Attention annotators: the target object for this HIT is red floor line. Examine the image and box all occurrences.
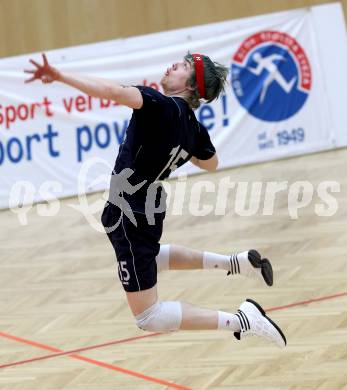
[68,355,191,390]
[0,332,162,369]
[0,332,190,389]
[0,331,61,353]
[266,291,347,312]
[1,291,347,387]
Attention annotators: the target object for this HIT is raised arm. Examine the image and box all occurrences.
[24,53,143,109]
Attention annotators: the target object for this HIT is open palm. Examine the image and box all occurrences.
[24,53,59,84]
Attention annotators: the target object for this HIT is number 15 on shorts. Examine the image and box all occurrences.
[118,261,130,285]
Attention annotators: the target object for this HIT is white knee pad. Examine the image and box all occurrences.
[155,244,170,272]
[135,301,182,332]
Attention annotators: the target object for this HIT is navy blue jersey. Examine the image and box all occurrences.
[111,86,216,212]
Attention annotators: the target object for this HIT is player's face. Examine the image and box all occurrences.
[160,60,193,94]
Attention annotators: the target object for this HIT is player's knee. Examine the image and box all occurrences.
[135,301,182,332]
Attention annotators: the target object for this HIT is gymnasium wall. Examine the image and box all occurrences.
[0,0,346,58]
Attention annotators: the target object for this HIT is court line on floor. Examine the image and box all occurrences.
[1,291,346,387]
[0,332,161,369]
[0,332,190,390]
[266,291,347,312]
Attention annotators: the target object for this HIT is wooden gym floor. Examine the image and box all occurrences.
[0,147,347,389]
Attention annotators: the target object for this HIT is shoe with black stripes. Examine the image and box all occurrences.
[234,299,287,348]
[228,250,273,286]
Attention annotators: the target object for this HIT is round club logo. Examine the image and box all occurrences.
[231,31,312,122]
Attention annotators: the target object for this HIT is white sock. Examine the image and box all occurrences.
[203,251,231,271]
[218,311,241,331]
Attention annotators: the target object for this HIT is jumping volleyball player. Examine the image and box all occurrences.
[25,53,286,348]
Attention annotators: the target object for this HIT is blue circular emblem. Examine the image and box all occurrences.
[232,31,312,122]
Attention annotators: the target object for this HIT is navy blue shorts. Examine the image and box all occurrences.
[101,203,165,292]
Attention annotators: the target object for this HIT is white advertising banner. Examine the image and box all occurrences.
[1,3,347,209]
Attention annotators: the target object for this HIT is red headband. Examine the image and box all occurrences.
[192,53,206,99]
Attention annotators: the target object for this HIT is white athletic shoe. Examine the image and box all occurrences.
[234,299,287,348]
[228,250,273,286]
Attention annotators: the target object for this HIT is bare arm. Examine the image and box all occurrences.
[24,53,143,109]
[190,154,218,171]
[57,73,143,109]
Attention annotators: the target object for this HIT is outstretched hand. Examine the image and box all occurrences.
[24,53,60,84]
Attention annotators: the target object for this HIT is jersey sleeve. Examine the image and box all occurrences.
[134,86,168,111]
[193,122,216,160]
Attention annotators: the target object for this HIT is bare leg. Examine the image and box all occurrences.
[169,244,203,269]
[126,285,237,331]
[163,244,231,272]
[126,284,158,316]
[180,301,218,330]
[159,245,271,287]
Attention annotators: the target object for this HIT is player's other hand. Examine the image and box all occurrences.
[24,53,60,84]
